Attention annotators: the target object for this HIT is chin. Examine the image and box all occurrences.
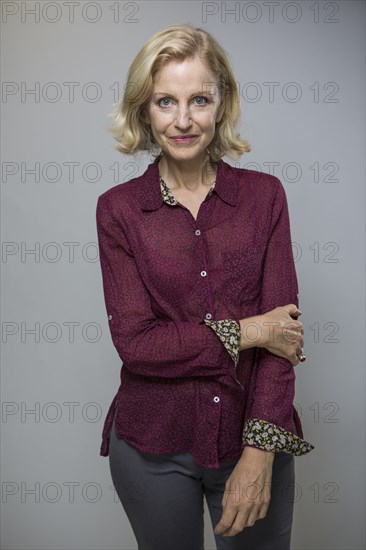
[163,144,208,162]
[171,153,203,164]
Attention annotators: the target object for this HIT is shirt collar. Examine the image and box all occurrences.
[159,176,215,206]
[139,156,239,211]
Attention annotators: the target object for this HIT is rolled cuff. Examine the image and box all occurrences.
[204,319,240,367]
[242,418,315,456]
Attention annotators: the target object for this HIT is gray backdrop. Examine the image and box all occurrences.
[1,1,365,549]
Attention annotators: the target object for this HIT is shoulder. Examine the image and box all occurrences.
[97,166,149,204]
[222,160,286,202]
[236,164,283,192]
[96,160,157,215]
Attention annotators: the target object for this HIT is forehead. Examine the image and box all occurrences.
[152,56,218,93]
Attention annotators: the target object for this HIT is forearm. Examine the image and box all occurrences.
[108,317,233,379]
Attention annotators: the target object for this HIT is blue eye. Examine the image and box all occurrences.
[158,98,172,107]
[157,96,209,108]
[194,96,208,105]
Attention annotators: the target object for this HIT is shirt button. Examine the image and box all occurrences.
[205,313,212,320]
[213,396,220,403]
[108,315,113,320]
[200,270,207,277]
[195,229,201,236]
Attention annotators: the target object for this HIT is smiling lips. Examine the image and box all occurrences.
[169,135,198,144]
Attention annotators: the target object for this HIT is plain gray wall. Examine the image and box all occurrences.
[1,1,365,549]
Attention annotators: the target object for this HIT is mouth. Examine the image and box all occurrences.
[169,135,198,144]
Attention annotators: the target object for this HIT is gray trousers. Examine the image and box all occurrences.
[109,419,295,550]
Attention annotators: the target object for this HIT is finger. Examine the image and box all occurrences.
[283,304,302,317]
[213,509,237,535]
[293,321,304,334]
[221,511,249,536]
[285,331,302,343]
[245,508,261,527]
[287,330,304,347]
[284,329,301,344]
[283,322,303,344]
[256,501,270,521]
[296,344,304,357]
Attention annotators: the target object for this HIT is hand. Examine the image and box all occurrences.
[239,304,304,366]
[260,304,304,366]
[213,446,274,537]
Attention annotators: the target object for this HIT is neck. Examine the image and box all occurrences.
[157,153,218,191]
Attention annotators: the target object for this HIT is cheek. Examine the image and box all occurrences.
[198,110,218,130]
[149,111,173,132]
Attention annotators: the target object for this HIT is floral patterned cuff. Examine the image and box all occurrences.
[204,319,240,367]
[242,418,315,456]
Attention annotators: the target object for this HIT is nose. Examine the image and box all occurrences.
[174,104,192,130]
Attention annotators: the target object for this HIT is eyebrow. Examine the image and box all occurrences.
[152,90,217,98]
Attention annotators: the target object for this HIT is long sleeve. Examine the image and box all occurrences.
[96,193,233,379]
[242,179,314,456]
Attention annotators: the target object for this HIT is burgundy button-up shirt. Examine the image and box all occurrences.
[96,156,313,469]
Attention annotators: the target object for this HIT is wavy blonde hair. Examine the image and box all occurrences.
[108,23,251,161]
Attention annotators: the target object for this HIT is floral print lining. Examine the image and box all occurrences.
[243,418,315,456]
[204,319,241,367]
[160,176,179,205]
[160,175,314,457]
[160,176,215,205]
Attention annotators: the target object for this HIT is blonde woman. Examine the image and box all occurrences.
[96,23,314,550]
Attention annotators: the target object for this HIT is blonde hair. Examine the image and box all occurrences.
[108,23,251,161]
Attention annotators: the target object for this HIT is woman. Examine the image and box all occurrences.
[96,23,314,550]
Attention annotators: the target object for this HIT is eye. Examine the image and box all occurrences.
[194,96,208,106]
[156,96,209,108]
[158,97,172,107]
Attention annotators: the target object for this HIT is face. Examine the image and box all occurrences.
[145,56,224,164]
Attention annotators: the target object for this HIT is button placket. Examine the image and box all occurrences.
[194,228,215,330]
[199,379,221,467]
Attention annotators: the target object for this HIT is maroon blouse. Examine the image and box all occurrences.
[96,156,314,469]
